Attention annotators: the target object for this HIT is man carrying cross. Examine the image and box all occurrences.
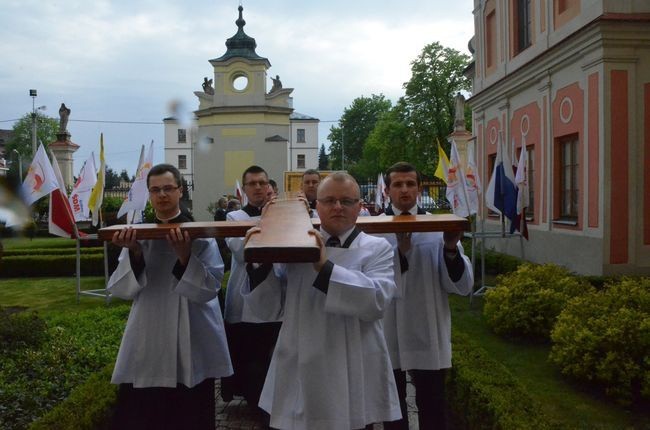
[242,172,401,429]
[381,161,473,430]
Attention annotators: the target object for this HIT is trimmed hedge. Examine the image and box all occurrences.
[0,306,128,430]
[29,364,118,430]
[483,263,594,341]
[448,330,559,429]
[550,278,650,405]
[0,254,105,277]
[3,247,103,257]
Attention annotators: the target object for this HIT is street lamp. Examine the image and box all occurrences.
[29,89,46,156]
[12,149,22,180]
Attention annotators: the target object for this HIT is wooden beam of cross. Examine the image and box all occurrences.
[98,199,470,263]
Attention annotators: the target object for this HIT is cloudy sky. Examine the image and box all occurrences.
[0,0,474,175]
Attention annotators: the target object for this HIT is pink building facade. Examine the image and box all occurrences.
[468,0,650,275]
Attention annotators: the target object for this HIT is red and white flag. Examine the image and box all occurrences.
[235,179,247,206]
[69,152,97,221]
[49,152,79,238]
[21,144,58,206]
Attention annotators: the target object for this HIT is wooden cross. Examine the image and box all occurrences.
[98,199,470,263]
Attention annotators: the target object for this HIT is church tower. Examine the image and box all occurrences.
[191,5,294,220]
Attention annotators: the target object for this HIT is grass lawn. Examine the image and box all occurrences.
[450,294,649,429]
[0,276,127,315]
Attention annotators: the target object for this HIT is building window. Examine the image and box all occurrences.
[178,154,187,170]
[559,136,578,220]
[485,10,497,70]
[514,0,532,54]
[526,147,535,219]
[297,154,305,169]
[178,129,186,143]
[297,129,306,143]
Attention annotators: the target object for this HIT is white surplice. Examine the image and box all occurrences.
[242,231,401,430]
[378,212,474,370]
[224,209,276,323]
[108,237,233,388]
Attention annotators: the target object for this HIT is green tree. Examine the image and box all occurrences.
[104,166,121,189]
[327,94,392,171]
[119,169,130,183]
[318,144,329,170]
[5,112,59,177]
[401,41,471,173]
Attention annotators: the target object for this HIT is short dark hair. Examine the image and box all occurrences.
[301,169,320,180]
[242,165,268,184]
[384,162,420,188]
[147,163,182,187]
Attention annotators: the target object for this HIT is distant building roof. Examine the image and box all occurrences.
[265,135,288,142]
[211,6,270,64]
[290,112,319,121]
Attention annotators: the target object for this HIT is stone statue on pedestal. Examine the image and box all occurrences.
[270,75,282,93]
[454,92,466,131]
[58,103,71,133]
[202,77,214,95]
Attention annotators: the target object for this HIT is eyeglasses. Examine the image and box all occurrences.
[148,185,180,195]
[244,180,269,188]
[317,198,360,208]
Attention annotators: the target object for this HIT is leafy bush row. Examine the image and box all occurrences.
[448,330,558,429]
[0,254,105,277]
[3,247,103,257]
[0,306,128,430]
[550,278,650,405]
[29,365,118,430]
[484,263,593,341]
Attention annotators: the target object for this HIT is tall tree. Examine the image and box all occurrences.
[318,144,329,170]
[5,112,59,177]
[327,94,392,170]
[401,42,471,172]
[104,166,121,189]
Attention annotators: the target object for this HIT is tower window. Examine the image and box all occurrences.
[297,129,306,143]
[297,154,305,169]
[178,155,187,170]
[178,129,187,143]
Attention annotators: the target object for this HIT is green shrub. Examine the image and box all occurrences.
[549,278,650,405]
[0,309,47,351]
[484,263,594,341]
[3,247,103,257]
[0,254,104,277]
[0,305,128,430]
[448,330,558,429]
[29,364,118,430]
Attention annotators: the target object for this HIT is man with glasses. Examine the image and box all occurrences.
[242,172,401,429]
[107,164,232,430]
[380,162,473,430]
[221,165,281,422]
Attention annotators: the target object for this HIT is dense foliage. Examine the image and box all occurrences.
[550,278,650,405]
[483,263,594,341]
[0,306,128,430]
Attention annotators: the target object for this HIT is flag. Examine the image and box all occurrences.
[235,179,247,206]
[446,140,471,217]
[68,152,97,221]
[464,142,482,215]
[485,136,518,225]
[88,134,105,226]
[117,141,154,223]
[375,172,386,211]
[48,152,78,238]
[434,140,450,183]
[20,144,58,206]
[510,141,529,239]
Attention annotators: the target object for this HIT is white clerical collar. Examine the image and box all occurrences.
[156,209,181,223]
[321,226,356,244]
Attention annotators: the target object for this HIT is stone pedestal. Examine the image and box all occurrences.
[49,133,79,190]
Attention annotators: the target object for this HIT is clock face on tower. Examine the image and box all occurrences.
[231,72,249,92]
